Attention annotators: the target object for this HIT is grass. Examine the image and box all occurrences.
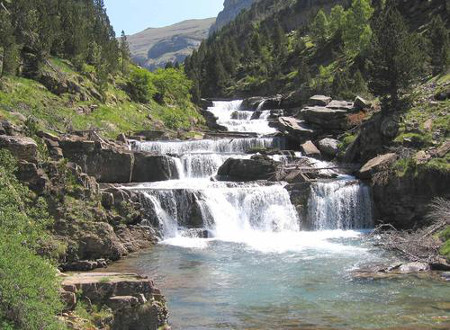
[0,59,205,139]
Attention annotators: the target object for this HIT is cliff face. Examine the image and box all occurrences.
[210,0,259,34]
[128,18,215,71]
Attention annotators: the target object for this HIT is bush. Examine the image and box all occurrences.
[127,66,156,103]
[0,150,63,329]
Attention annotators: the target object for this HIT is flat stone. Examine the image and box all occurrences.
[308,95,332,107]
[436,141,450,158]
[327,100,354,110]
[358,153,398,179]
[301,141,321,158]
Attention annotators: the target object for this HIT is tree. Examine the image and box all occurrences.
[298,57,311,87]
[311,9,329,45]
[119,30,131,74]
[368,4,424,111]
[0,8,19,76]
[428,15,450,75]
[342,0,374,56]
[329,5,346,39]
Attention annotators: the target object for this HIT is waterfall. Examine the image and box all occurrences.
[307,176,373,230]
[137,181,299,240]
[128,100,373,246]
[207,101,277,135]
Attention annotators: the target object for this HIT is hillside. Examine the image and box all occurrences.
[128,18,216,70]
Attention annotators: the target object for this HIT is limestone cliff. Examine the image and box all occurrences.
[210,0,259,34]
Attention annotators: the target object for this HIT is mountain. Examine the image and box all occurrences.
[128,18,216,71]
[210,0,259,34]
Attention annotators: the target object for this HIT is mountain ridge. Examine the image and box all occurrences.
[128,17,216,70]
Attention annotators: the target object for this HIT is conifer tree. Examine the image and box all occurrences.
[368,3,424,111]
[119,30,131,74]
[428,15,450,75]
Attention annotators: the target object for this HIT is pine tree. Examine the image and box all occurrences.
[0,7,19,76]
[368,3,424,111]
[119,30,131,74]
[428,15,450,75]
[311,9,329,46]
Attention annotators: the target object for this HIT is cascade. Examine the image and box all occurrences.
[130,100,373,244]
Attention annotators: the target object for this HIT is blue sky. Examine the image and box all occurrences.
[104,0,224,35]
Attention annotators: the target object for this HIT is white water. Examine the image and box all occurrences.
[130,100,373,252]
[207,100,277,135]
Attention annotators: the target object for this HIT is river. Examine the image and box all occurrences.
[106,100,450,329]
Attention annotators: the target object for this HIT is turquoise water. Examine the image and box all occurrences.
[106,231,450,329]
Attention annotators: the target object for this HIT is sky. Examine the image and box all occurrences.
[104,0,224,35]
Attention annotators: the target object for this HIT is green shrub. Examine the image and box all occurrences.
[127,66,156,103]
[0,150,63,329]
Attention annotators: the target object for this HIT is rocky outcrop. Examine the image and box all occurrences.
[60,136,180,183]
[217,155,280,181]
[132,153,180,182]
[210,0,259,33]
[61,273,168,330]
[371,166,450,229]
[301,107,349,130]
[0,135,38,162]
[308,95,332,107]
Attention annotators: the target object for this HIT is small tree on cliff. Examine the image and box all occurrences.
[119,30,131,74]
[368,3,423,111]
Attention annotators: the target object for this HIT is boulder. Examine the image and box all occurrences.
[132,153,180,182]
[0,120,22,136]
[0,135,38,162]
[308,95,332,107]
[435,88,450,101]
[317,138,339,158]
[217,156,280,181]
[357,153,398,179]
[301,107,349,130]
[280,89,310,109]
[399,262,430,273]
[301,141,321,158]
[354,96,370,110]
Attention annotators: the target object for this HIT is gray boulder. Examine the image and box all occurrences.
[301,107,349,130]
[317,138,340,158]
[217,156,280,181]
[354,96,370,110]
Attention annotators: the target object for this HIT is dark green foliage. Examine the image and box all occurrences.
[0,0,119,79]
[428,15,450,75]
[368,3,424,111]
[0,150,63,329]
